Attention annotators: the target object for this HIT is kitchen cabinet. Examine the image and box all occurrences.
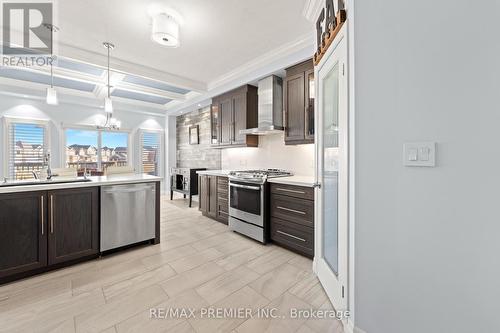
[199,175,228,224]
[0,191,47,280]
[284,59,315,145]
[0,187,99,282]
[47,187,99,265]
[216,177,229,224]
[211,85,259,148]
[270,183,315,258]
[199,175,217,219]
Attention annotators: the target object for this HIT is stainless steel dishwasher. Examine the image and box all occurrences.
[101,183,156,252]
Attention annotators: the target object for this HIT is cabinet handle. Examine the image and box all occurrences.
[277,206,306,215]
[40,195,44,235]
[50,195,54,234]
[276,187,305,194]
[277,230,306,242]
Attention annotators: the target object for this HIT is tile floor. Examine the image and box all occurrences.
[0,197,344,333]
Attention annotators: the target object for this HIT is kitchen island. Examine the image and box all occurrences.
[0,174,162,284]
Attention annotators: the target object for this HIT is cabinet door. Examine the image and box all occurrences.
[232,93,247,145]
[0,192,47,279]
[47,187,99,265]
[210,104,220,145]
[220,97,233,145]
[199,175,208,213]
[304,69,315,141]
[284,73,306,142]
[208,176,218,218]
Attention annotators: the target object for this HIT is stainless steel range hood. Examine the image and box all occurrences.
[240,75,283,135]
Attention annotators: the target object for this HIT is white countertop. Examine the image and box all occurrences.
[196,170,231,177]
[0,174,163,194]
[267,175,315,187]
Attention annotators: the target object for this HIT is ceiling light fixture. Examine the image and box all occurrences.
[98,41,121,130]
[151,13,180,47]
[44,24,59,105]
[148,5,183,48]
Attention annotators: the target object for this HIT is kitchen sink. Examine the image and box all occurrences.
[0,178,92,187]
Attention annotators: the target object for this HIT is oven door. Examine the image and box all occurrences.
[229,181,264,227]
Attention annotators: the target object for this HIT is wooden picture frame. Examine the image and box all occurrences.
[189,125,199,145]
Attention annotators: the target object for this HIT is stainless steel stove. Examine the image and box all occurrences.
[228,169,292,243]
[228,169,292,184]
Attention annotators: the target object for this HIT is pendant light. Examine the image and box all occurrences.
[97,42,120,130]
[103,42,114,113]
[44,24,59,105]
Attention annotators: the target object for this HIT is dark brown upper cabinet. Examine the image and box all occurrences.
[284,59,315,145]
[47,187,99,265]
[210,85,259,148]
[0,191,47,280]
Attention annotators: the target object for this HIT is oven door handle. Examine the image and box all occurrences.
[230,183,261,191]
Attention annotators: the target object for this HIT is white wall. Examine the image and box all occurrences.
[353,1,500,332]
[221,133,315,176]
[0,95,166,186]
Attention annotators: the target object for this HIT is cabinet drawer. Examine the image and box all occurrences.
[271,218,313,258]
[270,194,314,227]
[270,183,314,200]
[217,176,228,185]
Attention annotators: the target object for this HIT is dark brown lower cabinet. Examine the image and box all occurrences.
[216,177,229,224]
[199,175,229,224]
[0,191,47,279]
[0,187,99,283]
[199,175,217,219]
[270,183,315,258]
[47,187,99,265]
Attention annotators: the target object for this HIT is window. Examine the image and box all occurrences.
[6,121,48,180]
[65,128,129,174]
[101,132,129,173]
[141,131,161,176]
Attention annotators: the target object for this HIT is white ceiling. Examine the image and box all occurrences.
[55,0,313,85]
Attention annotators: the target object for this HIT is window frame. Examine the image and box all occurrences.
[3,116,50,179]
[61,124,132,172]
[139,129,163,177]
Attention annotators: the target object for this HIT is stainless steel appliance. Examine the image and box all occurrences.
[228,169,292,243]
[101,183,156,251]
[239,75,284,135]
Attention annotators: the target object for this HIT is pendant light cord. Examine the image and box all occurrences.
[107,45,110,98]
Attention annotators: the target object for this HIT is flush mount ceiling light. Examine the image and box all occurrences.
[43,23,59,105]
[148,5,183,48]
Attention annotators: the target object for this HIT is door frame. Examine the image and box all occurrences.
[313,23,352,318]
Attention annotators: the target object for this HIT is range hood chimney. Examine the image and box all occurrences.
[240,75,284,135]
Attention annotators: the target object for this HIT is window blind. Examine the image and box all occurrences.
[141,132,161,176]
[8,123,46,180]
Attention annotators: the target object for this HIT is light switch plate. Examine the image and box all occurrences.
[403,142,436,167]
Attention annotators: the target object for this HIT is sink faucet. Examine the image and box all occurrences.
[77,155,88,179]
[44,151,53,180]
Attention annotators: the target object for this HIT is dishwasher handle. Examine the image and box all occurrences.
[102,184,156,194]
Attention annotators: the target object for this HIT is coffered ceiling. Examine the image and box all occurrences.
[0,0,316,113]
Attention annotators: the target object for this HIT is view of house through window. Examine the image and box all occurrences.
[65,129,128,174]
[141,131,161,176]
[8,122,47,180]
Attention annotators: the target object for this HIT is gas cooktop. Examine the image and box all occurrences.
[228,169,292,183]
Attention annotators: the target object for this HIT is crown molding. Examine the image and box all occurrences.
[166,32,315,115]
[207,32,315,91]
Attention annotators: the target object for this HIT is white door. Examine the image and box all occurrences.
[314,27,349,312]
